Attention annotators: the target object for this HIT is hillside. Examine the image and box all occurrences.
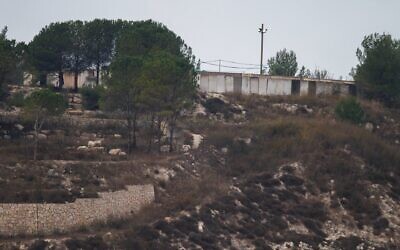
[1,92,400,249]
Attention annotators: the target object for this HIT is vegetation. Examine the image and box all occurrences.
[0,26,24,100]
[298,66,333,80]
[268,49,298,76]
[23,89,66,160]
[29,22,72,88]
[335,97,365,123]
[80,86,103,110]
[355,33,400,107]
[103,20,197,153]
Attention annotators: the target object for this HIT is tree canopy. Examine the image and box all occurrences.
[355,33,400,107]
[268,49,298,76]
[0,26,24,99]
[29,22,72,88]
[103,20,197,153]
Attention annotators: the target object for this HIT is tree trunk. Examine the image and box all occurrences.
[132,112,137,149]
[74,70,79,93]
[147,113,155,153]
[33,116,39,161]
[96,62,100,85]
[127,117,132,154]
[58,71,64,90]
[168,113,178,152]
[157,117,163,153]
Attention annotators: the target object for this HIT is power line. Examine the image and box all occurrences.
[202,59,261,67]
[201,61,266,70]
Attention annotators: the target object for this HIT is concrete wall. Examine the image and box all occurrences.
[198,72,356,97]
[267,78,292,95]
[0,184,154,236]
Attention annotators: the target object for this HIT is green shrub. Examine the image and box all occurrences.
[0,82,8,102]
[80,86,103,110]
[335,97,365,123]
[8,92,25,107]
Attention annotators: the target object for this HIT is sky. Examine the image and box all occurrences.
[1,0,399,79]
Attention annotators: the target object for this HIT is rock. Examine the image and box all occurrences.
[182,144,191,152]
[37,133,47,140]
[198,221,205,233]
[88,146,105,152]
[88,140,102,148]
[14,124,24,131]
[365,122,374,132]
[47,169,58,178]
[236,137,251,145]
[77,146,88,151]
[193,103,207,117]
[119,151,127,156]
[221,147,229,154]
[192,134,203,149]
[114,134,122,138]
[67,109,84,116]
[395,140,399,144]
[26,134,34,140]
[40,130,51,135]
[154,167,176,183]
[109,148,122,155]
[160,145,170,153]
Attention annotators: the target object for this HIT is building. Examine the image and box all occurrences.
[198,71,357,96]
[47,69,102,89]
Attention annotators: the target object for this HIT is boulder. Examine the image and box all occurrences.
[14,124,24,131]
[88,140,102,148]
[182,144,191,152]
[40,130,51,135]
[119,151,127,156]
[109,148,122,155]
[114,134,122,138]
[193,103,207,117]
[192,134,204,149]
[37,133,47,140]
[88,146,105,152]
[160,145,170,153]
[154,167,176,183]
[67,109,84,116]
[365,122,374,132]
[77,146,88,151]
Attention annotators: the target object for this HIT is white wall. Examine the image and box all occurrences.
[267,78,292,95]
[259,77,268,95]
[242,76,250,94]
[250,77,259,94]
[225,76,234,92]
[300,81,309,96]
[198,72,354,97]
[199,75,209,92]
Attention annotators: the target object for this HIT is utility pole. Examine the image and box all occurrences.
[218,59,221,72]
[258,24,267,75]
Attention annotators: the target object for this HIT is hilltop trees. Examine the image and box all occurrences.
[355,33,400,107]
[268,49,298,76]
[29,22,72,88]
[28,20,122,89]
[68,21,89,92]
[102,56,143,153]
[84,19,120,85]
[140,51,197,152]
[0,26,25,99]
[0,26,15,100]
[103,20,197,153]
